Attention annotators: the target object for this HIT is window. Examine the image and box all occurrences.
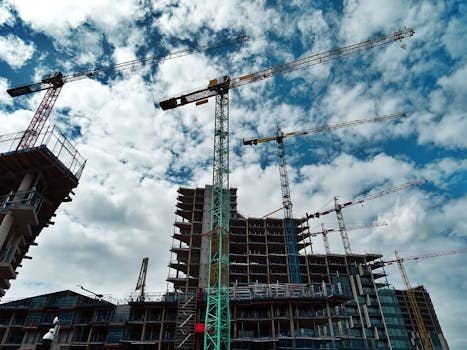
[58,311,74,325]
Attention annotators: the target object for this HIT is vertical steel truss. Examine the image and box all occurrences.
[395,252,433,350]
[276,132,301,283]
[321,223,331,255]
[334,197,352,254]
[204,91,231,350]
[17,85,63,150]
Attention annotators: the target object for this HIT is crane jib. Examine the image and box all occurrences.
[159,28,415,110]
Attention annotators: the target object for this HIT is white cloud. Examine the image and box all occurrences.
[0,78,13,106]
[6,0,145,71]
[418,112,467,149]
[416,64,467,149]
[154,0,282,41]
[299,153,414,202]
[0,2,14,26]
[340,0,411,41]
[421,158,467,190]
[442,16,466,60]
[0,109,33,134]
[438,63,467,105]
[0,34,35,69]
[8,0,141,36]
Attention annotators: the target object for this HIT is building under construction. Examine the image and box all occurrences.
[0,127,85,297]
[0,139,449,350]
[165,185,450,350]
[2,26,449,350]
[395,287,450,349]
[0,185,450,350]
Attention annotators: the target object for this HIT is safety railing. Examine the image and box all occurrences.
[229,283,352,301]
[0,188,44,213]
[0,125,86,180]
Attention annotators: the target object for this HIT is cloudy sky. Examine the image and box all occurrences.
[0,0,466,347]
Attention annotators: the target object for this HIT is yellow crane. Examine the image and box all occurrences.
[395,251,433,350]
[376,248,467,350]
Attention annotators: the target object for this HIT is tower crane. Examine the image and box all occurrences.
[159,28,415,350]
[306,222,387,254]
[305,178,427,255]
[373,248,467,350]
[378,248,467,265]
[243,112,405,282]
[6,35,249,150]
[135,257,149,302]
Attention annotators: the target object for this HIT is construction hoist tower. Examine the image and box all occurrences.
[160,28,415,350]
[276,131,301,282]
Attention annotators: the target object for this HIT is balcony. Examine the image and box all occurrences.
[0,188,44,227]
[0,126,86,180]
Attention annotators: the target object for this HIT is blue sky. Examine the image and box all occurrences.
[0,0,466,348]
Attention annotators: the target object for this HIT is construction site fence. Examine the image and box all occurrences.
[0,125,86,180]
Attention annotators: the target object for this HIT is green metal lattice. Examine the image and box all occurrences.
[204,91,231,350]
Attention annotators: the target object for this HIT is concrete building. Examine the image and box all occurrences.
[166,186,449,349]
[396,286,449,350]
[0,185,449,350]
[0,127,85,296]
[0,290,127,350]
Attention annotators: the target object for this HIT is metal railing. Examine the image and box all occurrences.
[0,188,44,213]
[0,188,45,263]
[0,125,86,179]
[229,283,351,301]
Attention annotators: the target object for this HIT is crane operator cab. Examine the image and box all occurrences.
[208,75,230,92]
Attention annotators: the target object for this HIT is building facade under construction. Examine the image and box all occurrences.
[0,127,85,297]
[163,186,449,350]
[0,186,449,350]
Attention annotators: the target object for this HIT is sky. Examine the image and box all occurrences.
[0,0,466,347]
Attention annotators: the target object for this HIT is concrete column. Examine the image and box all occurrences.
[17,173,35,192]
[199,185,212,289]
[5,234,23,264]
[0,213,15,253]
[0,173,34,252]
